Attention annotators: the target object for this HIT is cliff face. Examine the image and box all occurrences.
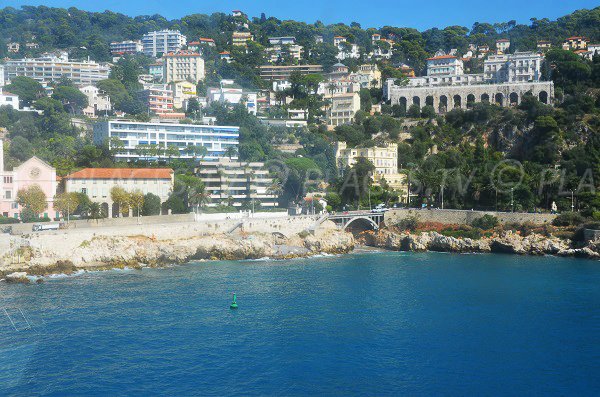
[361,229,599,258]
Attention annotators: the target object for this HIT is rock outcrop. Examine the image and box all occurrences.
[361,229,596,258]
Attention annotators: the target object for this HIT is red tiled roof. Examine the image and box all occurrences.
[66,168,173,180]
[566,36,588,40]
[199,38,214,42]
[188,41,200,45]
[220,51,231,55]
[165,51,201,57]
[496,39,510,42]
[426,55,458,60]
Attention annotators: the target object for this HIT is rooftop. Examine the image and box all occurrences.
[66,168,173,180]
[426,55,458,60]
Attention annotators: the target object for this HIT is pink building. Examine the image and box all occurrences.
[0,140,58,220]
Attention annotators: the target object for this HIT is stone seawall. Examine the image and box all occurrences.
[384,209,556,226]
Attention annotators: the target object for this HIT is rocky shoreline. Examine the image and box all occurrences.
[359,228,600,259]
[0,223,355,283]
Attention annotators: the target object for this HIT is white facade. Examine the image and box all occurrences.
[80,85,111,115]
[0,89,20,110]
[196,158,279,208]
[326,92,360,129]
[94,120,240,163]
[163,51,205,84]
[3,56,111,86]
[110,40,143,55]
[485,52,543,83]
[426,56,464,76]
[207,80,257,115]
[142,30,187,57]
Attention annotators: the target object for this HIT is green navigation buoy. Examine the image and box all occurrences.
[230,293,238,309]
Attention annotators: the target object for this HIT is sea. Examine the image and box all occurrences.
[1,251,599,396]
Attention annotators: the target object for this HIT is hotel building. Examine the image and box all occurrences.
[259,64,323,81]
[94,120,239,163]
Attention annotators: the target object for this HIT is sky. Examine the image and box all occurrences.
[2,0,599,31]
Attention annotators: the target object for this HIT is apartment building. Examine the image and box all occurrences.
[232,32,253,46]
[335,141,405,190]
[266,41,303,63]
[110,40,143,55]
[142,30,187,57]
[484,52,542,83]
[259,64,323,81]
[326,92,360,129]
[140,84,174,115]
[169,81,197,109]
[3,55,110,86]
[0,140,58,220]
[426,55,464,76]
[64,168,173,217]
[163,51,205,84]
[496,39,510,54]
[148,62,164,81]
[196,158,279,208]
[94,120,239,163]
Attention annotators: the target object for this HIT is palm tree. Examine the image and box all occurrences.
[224,146,238,160]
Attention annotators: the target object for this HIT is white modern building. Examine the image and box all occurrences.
[110,40,143,55]
[3,55,111,86]
[142,30,187,57]
[207,80,257,115]
[163,51,205,84]
[94,120,240,162]
[196,158,279,208]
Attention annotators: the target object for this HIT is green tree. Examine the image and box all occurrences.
[52,86,89,113]
[54,192,80,222]
[17,184,47,217]
[110,186,130,216]
[5,76,45,105]
[142,193,162,216]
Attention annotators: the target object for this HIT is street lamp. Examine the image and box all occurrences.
[511,187,514,213]
[440,184,444,210]
[571,189,575,212]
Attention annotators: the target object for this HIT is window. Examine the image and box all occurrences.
[5,190,11,199]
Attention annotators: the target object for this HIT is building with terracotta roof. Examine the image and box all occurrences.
[64,168,174,217]
[562,36,589,51]
[163,51,205,84]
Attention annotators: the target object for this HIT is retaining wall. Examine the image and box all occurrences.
[384,208,556,226]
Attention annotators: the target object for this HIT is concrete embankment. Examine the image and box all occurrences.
[0,214,355,279]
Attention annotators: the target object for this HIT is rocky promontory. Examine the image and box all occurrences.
[360,228,600,258]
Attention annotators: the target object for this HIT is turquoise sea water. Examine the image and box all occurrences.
[1,252,599,396]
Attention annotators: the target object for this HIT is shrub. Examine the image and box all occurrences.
[440,226,482,239]
[395,216,419,232]
[142,193,161,216]
[552,212,585,227]
[471,214,498,230]
[0,216,19,224]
